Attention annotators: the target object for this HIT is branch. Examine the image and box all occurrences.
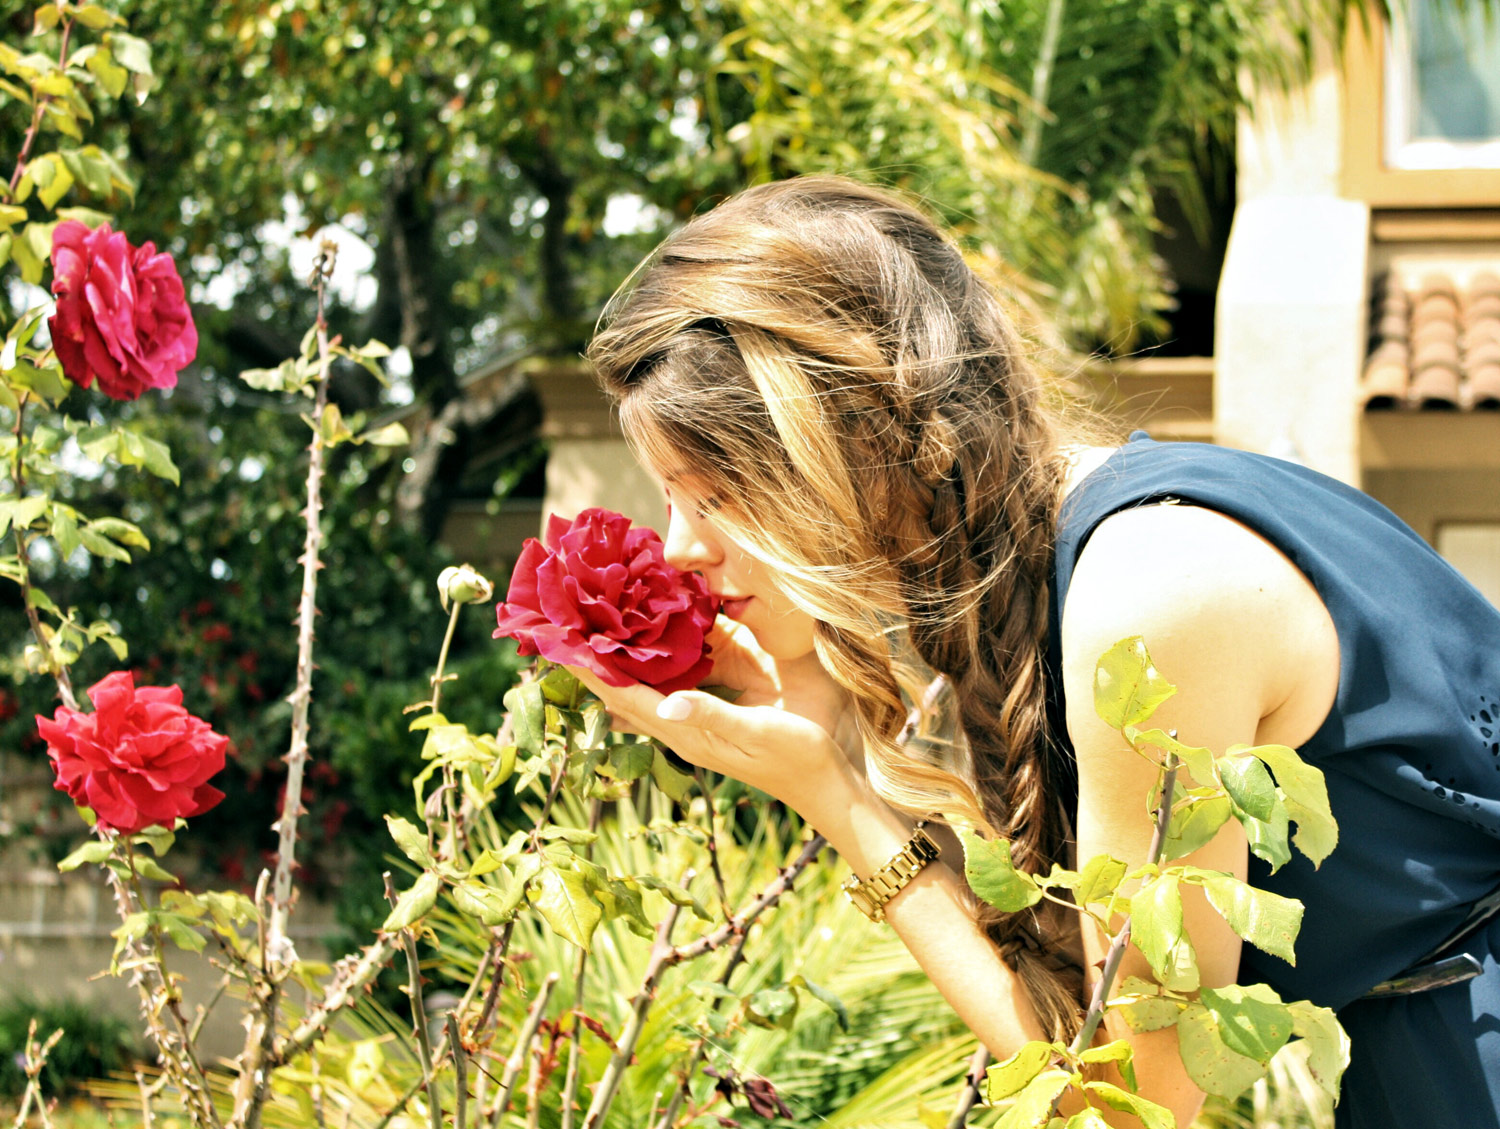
[583,903,684,1129]
[665,833,827,968]
[1069,753,1181,1055]
[275,934,402,1063]
[946,1045,991,1129]
[488,973,560,1127]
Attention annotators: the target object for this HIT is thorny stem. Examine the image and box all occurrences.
[667,832,828,967]
[11,1018,64,1129]
[9,395,76,709]
[275,934,401,1064]
[559,800,604,1129]
[1068,752,1182,1056]
[583,904,683,1129]
[694,768,732,919]
[237,243,338,1128]
[7,16,73,195]
[431,601,464,859]
[474,922,517,1038]
[653,926,753,1129]
[387,873,442,1129]
[945,1044,991,1129]
[447,1013,469,1129]
[122,839,223,1129]
[488,972,560,1127]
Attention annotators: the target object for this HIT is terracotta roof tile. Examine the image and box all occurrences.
[1362,268,1500,411]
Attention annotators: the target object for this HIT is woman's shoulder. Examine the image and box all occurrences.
[1060,500,1340,750]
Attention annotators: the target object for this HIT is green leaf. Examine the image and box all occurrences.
[789,975,849,1032]
[539,826,599,845]
[1130,726,1215,786]
[1286,999,1351,1099]
[1194,871,1303,965]
[57,840,114,871]
[73,6,124,31]
[385,815,434,867]
[1176,1001,1268,1099]
[1073,854,1128,907]
[35,153,73,209]
[1110,977,1183,1034]
[131,856,177,883]
[157,914,206,953]
[1219,753,1277,822]
[1240,800,1292,873]
[49,503,80,559]
[1081,1081,1174,1129]
[1130,873,1198,991]
[1239,743,1338,867]
[961,830,1042,913]
[359,422,409,447]
[597,878,655,940]
[77,523,132,563]
[1079,1040,1137,1093]
[382,871,443,931]
[1093,636,1176,730]
[985,1041,1053,1100]
[635,874,710,919]
[1199,984,1293,1065]
[993,1068,1072,1129]
[1164,794,1232,861]
[746,986,798,1029]
[530,864,601,950]
[650,747,695,802]
[504,681,545,756]
[1062,1111,1111,1129]
[86,516,149,549]
[105,32,152,75]
[133,826,175,857]
[450,877,525,926]
[602,741,654,781]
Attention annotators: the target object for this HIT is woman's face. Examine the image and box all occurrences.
[651,470,819,663]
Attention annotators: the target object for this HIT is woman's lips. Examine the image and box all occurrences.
[720,597,753,620]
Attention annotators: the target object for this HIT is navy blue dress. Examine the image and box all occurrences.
[1049,433,1500,1128]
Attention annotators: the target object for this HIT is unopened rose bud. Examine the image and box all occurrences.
[437,564,494,611]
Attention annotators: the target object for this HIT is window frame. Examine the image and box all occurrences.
[1343,11,1500,207]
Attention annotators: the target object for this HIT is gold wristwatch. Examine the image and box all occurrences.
[841,821,941,923]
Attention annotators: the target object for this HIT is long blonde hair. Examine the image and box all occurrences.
[587,175,1084,1039]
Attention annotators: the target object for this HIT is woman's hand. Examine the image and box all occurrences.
[568,616,863,825]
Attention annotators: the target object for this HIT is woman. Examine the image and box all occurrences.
[575,175,1500,1128]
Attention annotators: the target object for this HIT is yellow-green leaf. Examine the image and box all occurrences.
[530,864,601,950]
[1192,871,1303,965]
[993,1067,1072,1129]
[1219,753,1277,822]
[57,840,114,871]
[1199,984,1292,1065]
[1082,1081,1174,1129]
[1073,853,1128,907]
[385,815,434,867]
[1287,999,1351,1099]
[1164,794,1233,861]
[1130,873,1199,991]
[1079,1039,1137,1093]
[382,871,442,931]
[961,830,1042,913]
[1093,636,1177,730]
[1131,726,1214,786]
[1176,1002,1268,1099]
[1239,743,1338,866]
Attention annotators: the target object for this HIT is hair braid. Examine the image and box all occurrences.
[588,175,1094,1041]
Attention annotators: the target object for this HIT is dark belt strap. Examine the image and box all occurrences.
[1362,886,1500,999]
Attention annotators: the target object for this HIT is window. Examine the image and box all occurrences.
[1344,2,1500,206]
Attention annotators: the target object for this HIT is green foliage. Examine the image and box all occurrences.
[0,996,139,1099]
[963,636,1348,1123]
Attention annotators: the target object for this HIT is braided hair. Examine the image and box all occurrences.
[588,175,1087,1040]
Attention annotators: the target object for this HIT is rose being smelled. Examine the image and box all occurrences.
[494,508,719,693]
[48,220,198,401]
[37,671,228,835]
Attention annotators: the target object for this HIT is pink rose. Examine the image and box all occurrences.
[494,508,719,693]
[37,671,228,835]
[48,221,198,401]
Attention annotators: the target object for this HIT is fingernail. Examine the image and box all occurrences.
[656,696,691,721]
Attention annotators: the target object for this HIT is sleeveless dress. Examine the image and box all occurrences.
[1048,433,1500,1128]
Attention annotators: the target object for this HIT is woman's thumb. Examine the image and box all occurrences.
[656,692,705,723]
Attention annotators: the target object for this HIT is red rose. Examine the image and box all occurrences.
[494,508,719,693]
[36,671,228,835]
[48,221,198,401]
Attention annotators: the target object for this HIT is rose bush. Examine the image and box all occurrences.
[494,507,719,693]
[48,220,198,401]
[36,671,228,836]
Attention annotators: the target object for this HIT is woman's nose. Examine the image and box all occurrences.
[662,504,718,572]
